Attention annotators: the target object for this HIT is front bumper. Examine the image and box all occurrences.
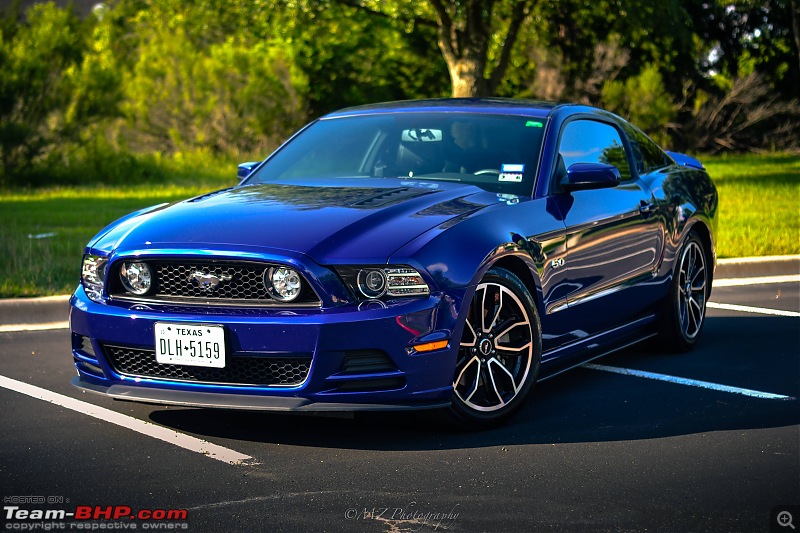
[69,286,464,411]
[72,376,450,411]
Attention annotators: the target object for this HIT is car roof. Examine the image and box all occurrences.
[323,98,576,120]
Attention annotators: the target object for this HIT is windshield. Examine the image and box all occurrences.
[245,112,546,195]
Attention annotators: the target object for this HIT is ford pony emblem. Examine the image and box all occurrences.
[190,271,233,291]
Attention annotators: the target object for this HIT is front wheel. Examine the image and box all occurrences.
[447,267,542,428]
[660,231,710,351]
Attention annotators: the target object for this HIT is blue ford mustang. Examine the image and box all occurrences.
[70,99,717,427]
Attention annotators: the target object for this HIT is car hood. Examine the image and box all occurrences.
[90,179,504,263]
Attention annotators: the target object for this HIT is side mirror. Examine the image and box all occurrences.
[237,161,261,181]
[561,162,621,192]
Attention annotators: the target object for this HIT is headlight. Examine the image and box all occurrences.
[337,266,430,300]
[81,254,108,303]
[120,261,153,295]
[358,269,387,298]
[266,266,302,302]
[383,267,429,297]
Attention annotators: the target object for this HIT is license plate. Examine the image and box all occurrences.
[155,322,226,368]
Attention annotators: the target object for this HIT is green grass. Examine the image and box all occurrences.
[703,153,799,258]
[0,181,233,298]
[0,153,797,297]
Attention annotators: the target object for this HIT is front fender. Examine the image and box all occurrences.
[390,197,567,322]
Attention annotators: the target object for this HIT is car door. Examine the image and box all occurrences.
[553,118,664,337]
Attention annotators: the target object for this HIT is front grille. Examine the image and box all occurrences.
[157,262,269,300]
[108,260,320,306]
[104,345,311,387]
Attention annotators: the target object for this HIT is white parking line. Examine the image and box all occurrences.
[714,275,800,287]
[0,321,69,333]
[707,302,800,318]
[584,364,796,400]
[0,374,258,466]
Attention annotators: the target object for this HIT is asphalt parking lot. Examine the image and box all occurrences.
[1,261,798,532]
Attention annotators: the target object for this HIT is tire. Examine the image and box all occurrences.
[660,231,710,352]
[446,267,542,428]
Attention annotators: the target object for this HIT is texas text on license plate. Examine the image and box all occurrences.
[155,322,226,368]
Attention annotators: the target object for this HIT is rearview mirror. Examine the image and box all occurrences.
[401,129,442,142]
[237,161,261,181]
[561,162,621,192]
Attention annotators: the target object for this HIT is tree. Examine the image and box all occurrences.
[601,64,676,146]
[428,0,535,96]
[336,0,536,97]
[0,3,86,184]
[121,4,308,158]
[669,0,800,151]
[269,1,449,116]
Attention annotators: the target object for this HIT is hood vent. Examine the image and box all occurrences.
[187,187,234,203]
[349,187,432,208]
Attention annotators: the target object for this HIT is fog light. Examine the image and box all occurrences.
[120,261,153,295]
[267,266,301,302]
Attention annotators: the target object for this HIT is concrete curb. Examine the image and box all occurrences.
[1,255,798,327]
[0,295,71,327]
[716,255,799,279]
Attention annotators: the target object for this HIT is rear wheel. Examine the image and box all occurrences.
[660,231,709,351]
[447,267,541,428]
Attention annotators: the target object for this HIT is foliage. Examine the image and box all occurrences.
[601,65,677,146]
[268,1,449,116]
[677,73,800,153]
[693,0,799,93]
[0,2,85,185]
[122,22,307,158]
[294,0,536,99]
[0,0,798,189]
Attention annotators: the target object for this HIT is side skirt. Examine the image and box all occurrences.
[539,314,658,381]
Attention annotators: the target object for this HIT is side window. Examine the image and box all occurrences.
[557,120,631,181]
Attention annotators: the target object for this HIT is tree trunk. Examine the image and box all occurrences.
[429,0,532,98]
[343,0,531,98]
[448,57,488,97]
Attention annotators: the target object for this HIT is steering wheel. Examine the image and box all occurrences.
[473,168,501,176]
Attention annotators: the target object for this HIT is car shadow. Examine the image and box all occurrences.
[147,316,799,451]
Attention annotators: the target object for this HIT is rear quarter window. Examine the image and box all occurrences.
[622,123,671,174]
